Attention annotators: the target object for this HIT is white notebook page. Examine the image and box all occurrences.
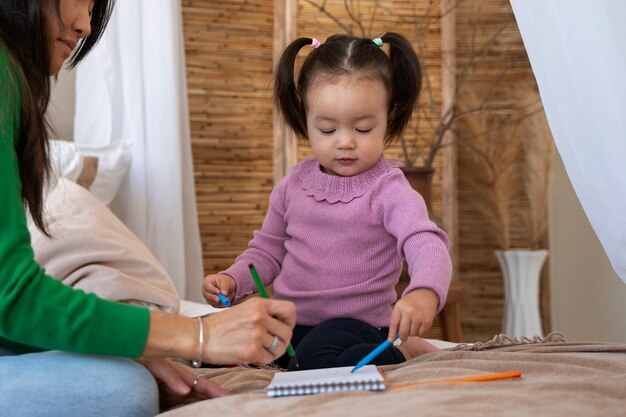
[266,365,385,397]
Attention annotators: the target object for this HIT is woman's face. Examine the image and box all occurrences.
[45,0,95,75]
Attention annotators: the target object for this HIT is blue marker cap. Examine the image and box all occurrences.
[217,293,231,307]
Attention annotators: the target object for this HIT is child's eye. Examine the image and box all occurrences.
[356,128,373,134]
[319,129,335,135]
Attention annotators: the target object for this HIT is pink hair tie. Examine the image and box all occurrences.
[311,38,321,49]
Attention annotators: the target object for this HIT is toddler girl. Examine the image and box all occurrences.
[203,33,452,370]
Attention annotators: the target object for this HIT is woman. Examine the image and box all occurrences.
[0,1,295,415]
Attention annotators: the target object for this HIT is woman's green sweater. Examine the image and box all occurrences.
[0,46,150,357]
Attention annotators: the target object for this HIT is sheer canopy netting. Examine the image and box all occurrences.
[511,0,626,285]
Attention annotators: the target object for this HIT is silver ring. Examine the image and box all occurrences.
[193,371,205,389]
[267,335,281,354]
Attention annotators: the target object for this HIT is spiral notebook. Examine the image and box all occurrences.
[266,365,386,397]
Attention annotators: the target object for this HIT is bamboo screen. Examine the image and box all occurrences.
[182,1,275,274]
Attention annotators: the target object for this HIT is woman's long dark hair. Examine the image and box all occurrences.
[0,0,115,235]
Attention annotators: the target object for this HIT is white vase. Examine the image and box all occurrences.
[495,249,548,338]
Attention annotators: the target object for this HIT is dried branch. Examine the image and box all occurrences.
[344,0,367,36]
[459,86,551,250]
[459,97,524,250]
[521,104,553,249]
[304,0,352,34]
[405,3,513,168]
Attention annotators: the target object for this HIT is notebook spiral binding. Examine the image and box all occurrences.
[267,379,386,397]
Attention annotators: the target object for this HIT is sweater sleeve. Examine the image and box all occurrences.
[375,170,452,312]
[221,176,290,301]
[0,48,150,357]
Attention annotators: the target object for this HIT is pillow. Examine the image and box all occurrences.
[48,139,84,184]
[48,139,132,204]
[48,140,99,189]
[29,178,180,312]
[76,156,99,189]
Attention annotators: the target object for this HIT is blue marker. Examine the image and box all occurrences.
[351,333,400,373]
[217,293,231,307]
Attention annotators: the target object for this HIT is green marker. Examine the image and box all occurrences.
[248,264,298,361]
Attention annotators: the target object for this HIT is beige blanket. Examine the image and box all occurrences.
[160,334,626,417]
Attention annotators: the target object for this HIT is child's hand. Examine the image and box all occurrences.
[202,274,237,307]
[389,288,439,342]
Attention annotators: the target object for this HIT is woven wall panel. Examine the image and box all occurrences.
[182,0,275,276]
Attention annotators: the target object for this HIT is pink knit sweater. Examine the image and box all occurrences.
[222,157,452,327]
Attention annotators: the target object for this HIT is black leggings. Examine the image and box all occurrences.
[275,318,406,371]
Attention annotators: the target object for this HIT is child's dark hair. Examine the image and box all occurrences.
[274,32,421,144]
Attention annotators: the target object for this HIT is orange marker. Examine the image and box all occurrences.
[389,371,522,390]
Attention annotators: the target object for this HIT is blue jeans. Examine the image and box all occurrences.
[277,318,406,371]
[0,348,158,417]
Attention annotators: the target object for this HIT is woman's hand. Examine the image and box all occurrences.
[388,288,439,341]
[202,297,296,365]
[202,274,237,307]
[144,297,295,368]
[138,358,229,410]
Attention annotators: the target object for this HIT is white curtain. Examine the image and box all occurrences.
[74,0,205,300]
[510,0,626,286]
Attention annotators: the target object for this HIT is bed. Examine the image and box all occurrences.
[159,334,626,417]
[34,165,626,416]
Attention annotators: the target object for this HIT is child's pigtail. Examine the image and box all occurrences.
[274,37,317,139]
[380,32,422,141]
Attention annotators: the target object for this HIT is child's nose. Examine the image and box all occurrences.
[337,132,356,149]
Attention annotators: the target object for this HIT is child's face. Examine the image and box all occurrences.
[45,0,94,75]
[305,75,389,177]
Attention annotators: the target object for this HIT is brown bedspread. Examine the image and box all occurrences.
[159,334,626,417]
